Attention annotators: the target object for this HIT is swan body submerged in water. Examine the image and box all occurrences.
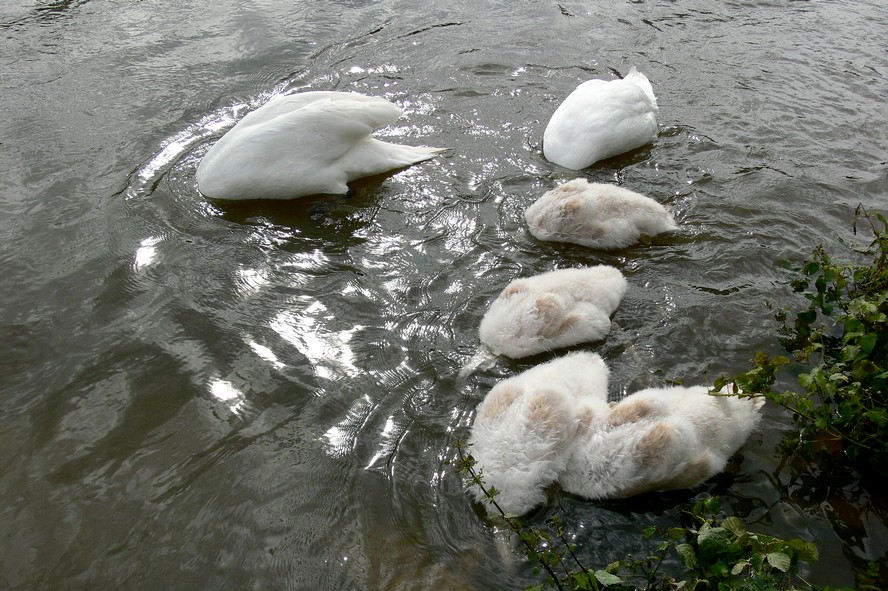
[467,352,610,515]
[478,265,627,359]
[543,67,658,170]
[559,385,763,501]
[196,91,445,200]
[525,178,677,250]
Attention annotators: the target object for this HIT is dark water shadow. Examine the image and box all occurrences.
[206,168,407,231]
[1,0,91,28]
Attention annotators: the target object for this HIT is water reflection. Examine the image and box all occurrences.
[233,265,269,293]
[209,377,246,414]
[322,392,384,461]
[248,340,286,370]
[133,236,161,270]
[271,301,363,380]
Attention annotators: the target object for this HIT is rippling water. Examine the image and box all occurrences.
[2,1,887,589]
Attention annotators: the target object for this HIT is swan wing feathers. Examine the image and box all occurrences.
[208,93,403,165]
[234,91,402,132]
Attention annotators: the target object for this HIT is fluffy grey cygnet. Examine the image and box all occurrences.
[559,385,764,501]
[478,265,627,359]
[525,178,676,250]
[468,352,610,515]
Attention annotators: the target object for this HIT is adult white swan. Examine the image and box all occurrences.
[543,67,658,170]
[196,91,445,200]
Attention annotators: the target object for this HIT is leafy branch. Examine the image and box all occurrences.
[721,206,888,474]
[454,441,829,590]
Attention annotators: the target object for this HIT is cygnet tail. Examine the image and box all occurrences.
[625,66,658,110]
[457,348,498,380]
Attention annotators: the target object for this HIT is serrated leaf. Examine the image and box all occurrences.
[803,262,820,275]
[859,332,878,355]
[722,516,746,537]
[569,571,593,590]
[675,543,697,568]
[766,552,792,572]
[697,524,726,545]
[594,570,623,585]
[731,560,749,575]
[786,538,819,562]
[666,527,686,540]
[829,372,849,383]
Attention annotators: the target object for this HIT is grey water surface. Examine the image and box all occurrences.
[2,1,887,589]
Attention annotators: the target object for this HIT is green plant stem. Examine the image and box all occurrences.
[455,443,567,591]
[556,531,592,584]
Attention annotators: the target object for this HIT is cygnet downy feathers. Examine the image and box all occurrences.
[558,385,764,501]
[468,352,610,515]
[525,178,677,250]
[478,266,627,359]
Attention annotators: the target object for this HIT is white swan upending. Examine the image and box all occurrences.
[525,178,677,250]
[543,67,658,170]
[196,91,445,200]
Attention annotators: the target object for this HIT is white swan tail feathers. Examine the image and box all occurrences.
[369,141,448,168]
[624,66,658,110]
